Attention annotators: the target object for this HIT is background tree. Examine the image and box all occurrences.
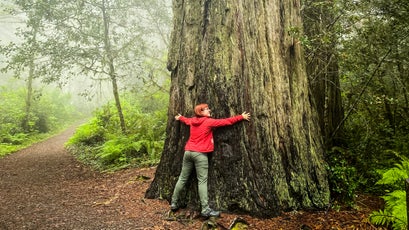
[0,1,85,157]
[37,0,149,133]
[146,0,329,217]
[301,0,344,148]
[1,0,172,159]
[9,0,171,134]
[338,0,409,190]
[300,0,355,203]
[0,0,48,132]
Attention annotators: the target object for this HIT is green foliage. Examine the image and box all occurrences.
[370,155,409,229]
[0,144,19,157]
[326,147,359,206]
[66,118,106,146]
[376,152,409,191]
[0,85,26,139]
[0,132,50,157]
[97,136,135,165]
[342,112,403,193]
[0,81,82,157]
[96,135,164,167]
[336,0,409,198]
[67,89,168,171]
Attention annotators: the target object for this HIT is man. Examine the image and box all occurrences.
[171,103,251,217]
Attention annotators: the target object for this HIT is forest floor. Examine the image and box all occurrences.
[0,125,386,230]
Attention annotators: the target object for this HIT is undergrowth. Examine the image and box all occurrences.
[1,127,72,158]
[370,151,408,229]
[66,92,167,171]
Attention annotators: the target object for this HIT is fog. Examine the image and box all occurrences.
[0,7,23,70]
[0,7,109,111]
[0,0,172,114]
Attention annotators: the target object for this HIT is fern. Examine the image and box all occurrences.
[377,151,409,184]
[370,209,392,227]
[66,118,106,146]
[370,191,407,230]
[370,154,409,229]
[97,136,135,164]
[67,90,167,171]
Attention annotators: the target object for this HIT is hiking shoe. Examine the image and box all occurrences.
[170,203,179,212]
[201,208,220,218]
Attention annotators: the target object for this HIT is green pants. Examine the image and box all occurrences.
[171,151,209,212]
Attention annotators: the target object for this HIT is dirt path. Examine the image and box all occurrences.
[0,126,383,230]
[0,126,188,230]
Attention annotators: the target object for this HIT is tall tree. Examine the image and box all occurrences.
[33,0,172,134]
[302,0,344,148]
[146,0,329,217]
[2,0,172,135]
[40,0,147,133]
[0,1,46,132]
[100,0,126,133]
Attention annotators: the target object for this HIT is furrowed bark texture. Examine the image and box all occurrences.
[146,0,330,217]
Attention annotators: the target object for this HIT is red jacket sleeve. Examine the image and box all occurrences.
[178,116,190,125]
[206,115,244,127]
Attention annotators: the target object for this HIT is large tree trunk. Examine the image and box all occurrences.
[146,0,329,217]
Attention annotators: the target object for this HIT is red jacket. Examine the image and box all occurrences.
[178,115,244,153]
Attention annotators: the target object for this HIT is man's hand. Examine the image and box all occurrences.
[242,112,251,121]
[175,114,182,120]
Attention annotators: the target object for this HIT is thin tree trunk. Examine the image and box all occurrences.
[102,0,126,133]
[22,27,38,133]
[147,0,329,217]
[23,60,34,132]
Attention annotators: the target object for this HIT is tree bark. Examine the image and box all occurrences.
[146,0,329,217]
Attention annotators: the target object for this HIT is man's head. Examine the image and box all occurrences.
[194,104,211,117]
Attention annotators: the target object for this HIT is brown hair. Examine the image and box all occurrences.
[194,104,209,117]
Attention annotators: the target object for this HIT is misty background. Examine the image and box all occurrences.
[0,0,172,113]
[0,0,173,159]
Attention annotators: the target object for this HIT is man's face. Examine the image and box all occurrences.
[201,107,211,117]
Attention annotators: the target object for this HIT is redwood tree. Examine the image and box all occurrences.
[302,0,344,148]
[146,0,329,217]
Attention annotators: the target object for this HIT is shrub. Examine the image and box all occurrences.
[97,136,138,165]
[326,147,359,206]
[67,90,168,171]
[66,118,106,146]
[0,83,83,157]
